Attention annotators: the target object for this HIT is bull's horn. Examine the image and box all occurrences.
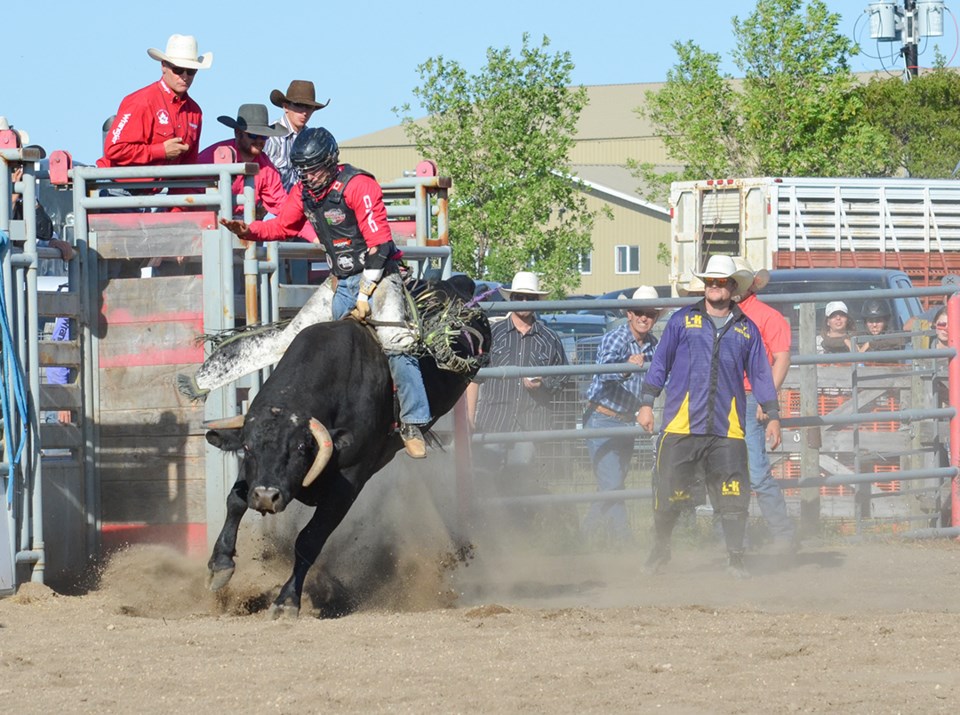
[302,418,334,488]
[203,414,245,430]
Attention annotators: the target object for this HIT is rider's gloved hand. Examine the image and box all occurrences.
[348,277,377,322]
[349,296,371,321]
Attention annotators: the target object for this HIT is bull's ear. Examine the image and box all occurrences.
[206,428,243,452]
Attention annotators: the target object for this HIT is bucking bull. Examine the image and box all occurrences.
[186,275,490,617]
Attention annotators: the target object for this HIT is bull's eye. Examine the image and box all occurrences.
[297,442,306,453]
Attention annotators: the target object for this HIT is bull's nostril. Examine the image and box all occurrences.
[251,486,283,513]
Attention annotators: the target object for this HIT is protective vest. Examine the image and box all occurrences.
[301,164,375,278]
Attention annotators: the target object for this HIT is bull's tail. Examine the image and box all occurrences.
[176,373,210,403]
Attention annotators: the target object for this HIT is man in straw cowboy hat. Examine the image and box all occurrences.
[98,34,213,169]
[581,285,662,548]
[197,104,290,218]
[265,80,329,192]
[731,257,796,553]
[465,271,568,489]
[638,254,781,578]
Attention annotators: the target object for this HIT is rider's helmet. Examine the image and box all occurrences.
[861,298,892,321]
[291,127,340,193]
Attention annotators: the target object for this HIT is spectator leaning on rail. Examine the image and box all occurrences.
[465,271,569,493]
[197,104,290,219]
[638,255,781,579]
[580,286,661,549]
[216,127,431,459]
[265,81,329,193]
[98,34,212,170]
[817,301,854,354]
[731,257,796,552]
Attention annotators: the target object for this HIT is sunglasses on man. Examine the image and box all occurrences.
[167,64,198,77]
[702,277,732,288]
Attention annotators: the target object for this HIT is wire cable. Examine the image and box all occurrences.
[0,230,31,507]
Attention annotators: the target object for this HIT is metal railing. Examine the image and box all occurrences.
[467,287,960,537]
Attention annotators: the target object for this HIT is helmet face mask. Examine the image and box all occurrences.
[291,127,339,192]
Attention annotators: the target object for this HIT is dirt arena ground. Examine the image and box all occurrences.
[2,467,958,714]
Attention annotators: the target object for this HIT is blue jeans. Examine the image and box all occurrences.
[332,274,431,425]
[745,393,795,542]
[582,410,636,543]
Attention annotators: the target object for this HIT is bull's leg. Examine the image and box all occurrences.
[270,481,356,619]
[191,281,335,394]
[207,479,249,591]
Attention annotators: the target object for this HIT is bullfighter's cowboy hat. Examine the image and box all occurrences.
[693,255,753,299]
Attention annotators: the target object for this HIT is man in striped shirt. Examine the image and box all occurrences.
[466,272,568,488]
[581,286,661,547]
[265,81,328,193]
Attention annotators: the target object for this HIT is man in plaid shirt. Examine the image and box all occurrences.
[581,286,662,548]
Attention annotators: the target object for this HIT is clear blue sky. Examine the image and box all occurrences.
[5,1,957,165]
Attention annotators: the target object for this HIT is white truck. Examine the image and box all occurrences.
[669,176,960,296]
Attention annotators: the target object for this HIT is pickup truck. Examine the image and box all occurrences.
[758,268,922,348]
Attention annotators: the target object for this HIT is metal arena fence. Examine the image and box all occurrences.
[468,288,960,541]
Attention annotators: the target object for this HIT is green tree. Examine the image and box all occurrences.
[636,0,890,200]
[397,34,597,296]
[855,58,960,178]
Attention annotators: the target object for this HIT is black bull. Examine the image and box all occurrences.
[204,280,490,617]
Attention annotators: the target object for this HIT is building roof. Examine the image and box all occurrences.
[567,164,669,214]
[341,82,667,148]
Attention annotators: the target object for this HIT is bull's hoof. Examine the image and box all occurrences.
[207,566,235,592]
[269,603,300,620]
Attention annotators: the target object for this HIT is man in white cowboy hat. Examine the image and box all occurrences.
[638,254,781,578]
[465,271,568,488]
[265,80,329,192]
[197,104,291,219]
[581,285,662,548]
[98,34,213,169]
[731,257,796,552]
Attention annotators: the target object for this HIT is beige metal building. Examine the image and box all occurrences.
[339,82,673,295]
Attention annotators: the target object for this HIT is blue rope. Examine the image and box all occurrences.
[0,230,31,507]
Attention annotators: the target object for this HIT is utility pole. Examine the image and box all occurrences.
[903,0,919,78]
[866,0,945,81]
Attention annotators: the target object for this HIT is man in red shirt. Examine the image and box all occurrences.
[732,257,796,552]
[195,128,430,458]
[98,34,212,169]
[197,104,289,218]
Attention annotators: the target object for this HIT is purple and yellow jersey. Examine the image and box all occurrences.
[641,300,778,439]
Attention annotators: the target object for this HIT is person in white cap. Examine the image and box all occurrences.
[581,286,662,548]
[638,254,781,578]
[817,301,853,354]
[466,271,568,489]
[731,257,796,552]
[98,34,213,169]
